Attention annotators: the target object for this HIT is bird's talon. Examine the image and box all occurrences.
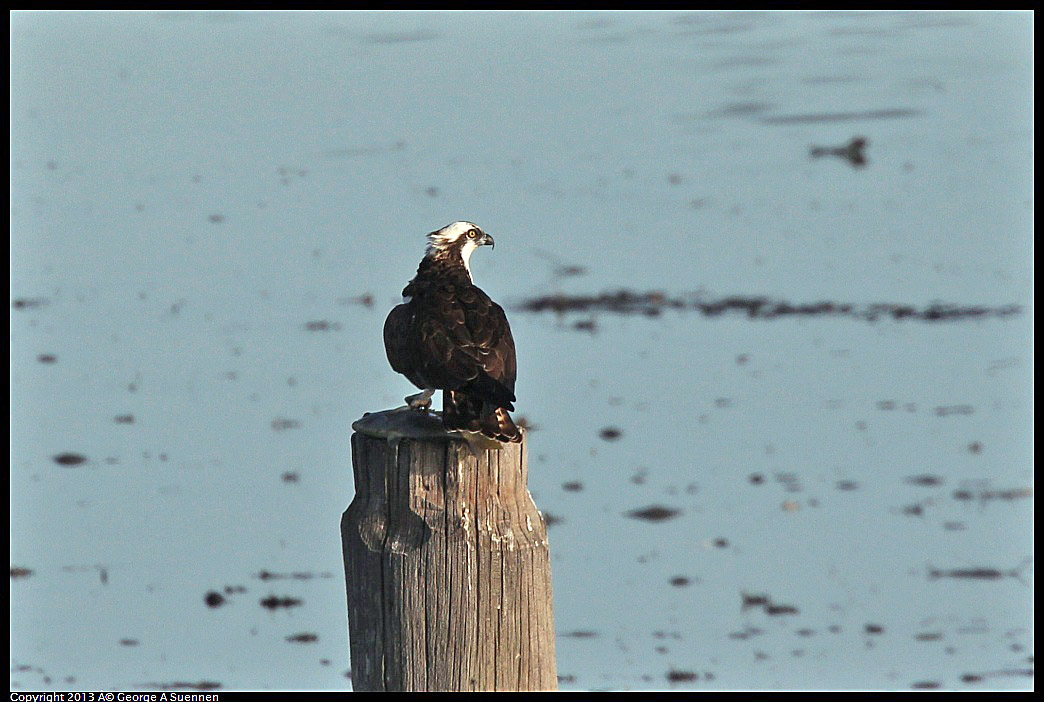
[405,389,434,411]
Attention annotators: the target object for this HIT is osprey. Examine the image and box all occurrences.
[383,221,522,443]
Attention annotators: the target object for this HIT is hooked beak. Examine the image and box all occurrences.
[482,232,495,249]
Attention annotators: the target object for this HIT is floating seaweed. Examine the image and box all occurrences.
[927,559,1031,584]
[961,668,1034,684]
[762,108,922,124]
[138,682,221,691]
[952,486,1032,503]
[515,289,1021,324]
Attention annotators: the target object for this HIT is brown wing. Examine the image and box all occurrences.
[411,283,517,410]
[384,302,423,389]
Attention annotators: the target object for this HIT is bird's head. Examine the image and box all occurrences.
[425,221,495,275]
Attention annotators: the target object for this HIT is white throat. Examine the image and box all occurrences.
[459,240,480,280]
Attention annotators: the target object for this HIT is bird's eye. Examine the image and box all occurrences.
[467,229,479,239]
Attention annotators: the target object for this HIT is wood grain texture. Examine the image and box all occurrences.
[342,428,557,691]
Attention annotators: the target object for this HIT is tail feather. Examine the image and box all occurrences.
[443,391,522,443]
[470,372,516,411]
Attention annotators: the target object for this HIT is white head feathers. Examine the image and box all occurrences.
[425,221,487,279]
[426,221,480,249]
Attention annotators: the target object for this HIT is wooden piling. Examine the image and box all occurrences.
[341,409,557,691]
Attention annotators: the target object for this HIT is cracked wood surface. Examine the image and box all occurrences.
[342,412,557,691]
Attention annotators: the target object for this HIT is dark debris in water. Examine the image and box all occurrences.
[766,604,799,616]
[905,474,944,487]
[515,290,1022,324]
[762,108,922,124]
[261,595,303,611]
[961,668,1034,684]
[810,136,868,168]
[10,567,34,579]
[742,592,800,616]
[626,505,682,522]
[12,297,50,310]
[285,632,319,643]
[928,560,1031,584]
[934,405,975,416]
[337,293,375,308]
[204,591,226,608]
[304,320,342,331]
[728,625,764,640]
[667,669,698,683]
[915,631,944,642]
[952,486,1032,503]
[599,426,623,441]
[516,415,540,432]
[140,682,221,691]
[271,418,301,431]
[560,630,599,639]
[53,453,87,466]
[542,512,563,527]
[255,570,333,581]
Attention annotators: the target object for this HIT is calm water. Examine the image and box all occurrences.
[10,10,1032,691]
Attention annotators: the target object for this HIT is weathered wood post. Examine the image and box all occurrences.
[341,408,557,691]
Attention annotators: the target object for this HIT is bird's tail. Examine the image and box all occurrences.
[444,391,522,443]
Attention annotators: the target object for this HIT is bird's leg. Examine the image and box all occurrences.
[405,388,435,411]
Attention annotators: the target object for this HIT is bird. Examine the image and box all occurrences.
[383,221,522,443]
